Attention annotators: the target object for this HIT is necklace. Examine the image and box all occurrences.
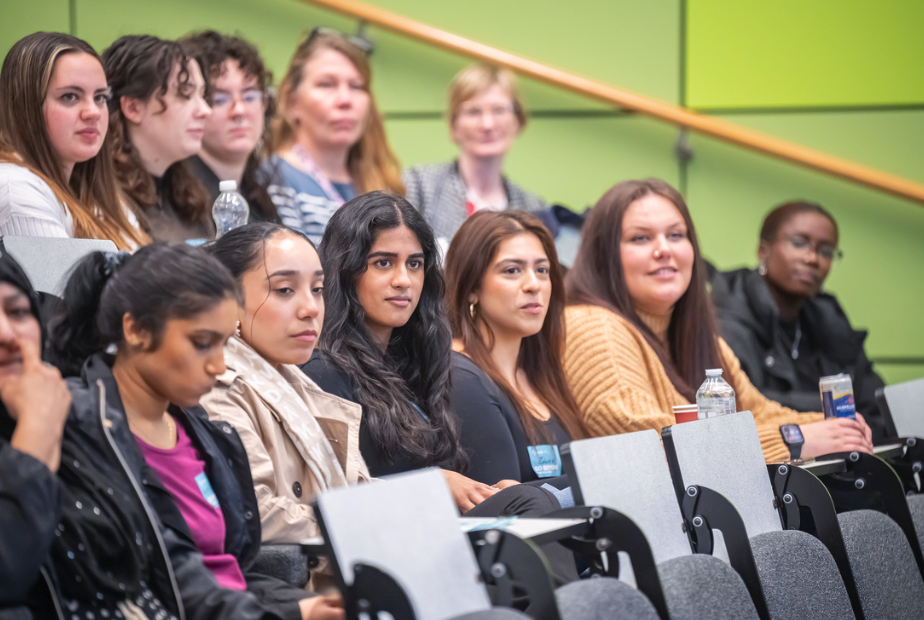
[134,412,177,448]
[790,322,802,360]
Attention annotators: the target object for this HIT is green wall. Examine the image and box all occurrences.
[3,0,922,383]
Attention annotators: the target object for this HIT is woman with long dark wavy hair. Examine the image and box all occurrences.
[301,192,465,473]
[563,178,873,463]
[444,210,585,485]
[102,35,214,242]
[302,191,575,518]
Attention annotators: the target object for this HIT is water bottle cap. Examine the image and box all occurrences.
[219,180,237,192]
[705,368,723,377]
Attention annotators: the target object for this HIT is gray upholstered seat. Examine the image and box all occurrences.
[907,494,924,551]
[657,554,759,620]
[565,431,760,619]
[664,412,855,620]
[838,509,924,620]
[555,578,660,620]
[252,544,309,588]
[750,530,854,620]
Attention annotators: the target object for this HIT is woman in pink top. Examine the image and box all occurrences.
[50,242,343,620]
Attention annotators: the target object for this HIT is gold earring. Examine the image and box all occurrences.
[469,302,476,319]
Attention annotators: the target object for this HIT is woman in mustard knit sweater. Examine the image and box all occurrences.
[562,178,873,463]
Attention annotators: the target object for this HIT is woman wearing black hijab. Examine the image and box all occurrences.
[0,248,72,603]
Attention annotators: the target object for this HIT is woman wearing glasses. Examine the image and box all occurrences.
[403,65,547,245]
[182,31,279,223]
[711,201,887,441]
[264,30,403,243]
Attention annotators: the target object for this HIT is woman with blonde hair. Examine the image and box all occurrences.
[404,64,547,244]
[0,32,146,249]
[264,29,403,242]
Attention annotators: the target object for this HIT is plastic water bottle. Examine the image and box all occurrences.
[212,180,249,239]
[696,368,736,419]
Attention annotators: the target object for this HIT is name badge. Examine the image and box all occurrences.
[527,445,562,478]
[195,472,221,509]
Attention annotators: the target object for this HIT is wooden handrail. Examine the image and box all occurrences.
[300,0,924,206]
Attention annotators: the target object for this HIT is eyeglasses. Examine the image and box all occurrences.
[457,104,517,123]
[210,90,265,109]
[306,26,374,56]
[784,235,843,261]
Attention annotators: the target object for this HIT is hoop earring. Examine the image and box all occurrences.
[469,302,476,319]
[758,262,767,276]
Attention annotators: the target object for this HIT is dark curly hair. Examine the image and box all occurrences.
[317,191,465,470]
[179,30,278,223]
[102,35,211,230]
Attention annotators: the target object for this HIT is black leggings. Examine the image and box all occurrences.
[464,484,579,585]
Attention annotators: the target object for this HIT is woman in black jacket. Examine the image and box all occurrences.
[41,243,340,619]
[711,200,887,441]
[0,250,71,605]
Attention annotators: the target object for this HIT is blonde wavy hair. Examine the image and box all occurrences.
[271,32,404,195]
[447,65,527,129]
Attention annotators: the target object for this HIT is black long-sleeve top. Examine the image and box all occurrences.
[449,352,570,485]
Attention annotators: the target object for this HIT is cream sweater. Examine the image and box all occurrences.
[563,304,823,463]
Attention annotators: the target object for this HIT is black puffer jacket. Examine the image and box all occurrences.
[711,268,886,441]
[0,435,61,604]
[19,354,297,620]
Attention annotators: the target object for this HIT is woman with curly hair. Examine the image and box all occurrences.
[102,34,214,242]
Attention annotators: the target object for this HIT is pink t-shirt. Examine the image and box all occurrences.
[136,418,247,590]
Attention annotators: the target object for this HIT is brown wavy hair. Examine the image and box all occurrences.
[0,32,147,249]
[271,31,404,195]
[102,35,211,230]
[565,178,727,401]
[180,30,278,222]
[446,210,586,443]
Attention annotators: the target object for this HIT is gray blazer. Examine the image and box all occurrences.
[403,161,548,241]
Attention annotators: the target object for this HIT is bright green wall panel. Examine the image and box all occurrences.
[877,364,924,386]
[712,111,924,186]
[387,116,680,211]
[687,0,924,108]
[686,128,924,363]
[68,0,626,114]
[0,0,70,60]
[363,27,611,113]
[366,0,681,105]
[73,0,358,82]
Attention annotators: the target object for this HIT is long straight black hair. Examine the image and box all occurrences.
[318,191,465,470]
[49,243,240,377]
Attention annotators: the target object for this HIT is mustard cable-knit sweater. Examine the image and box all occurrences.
[563,304,823,463]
